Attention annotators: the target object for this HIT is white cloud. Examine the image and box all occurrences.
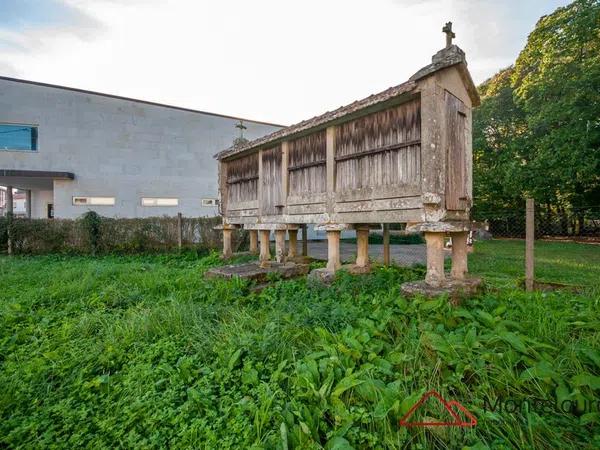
[0,0,570,124]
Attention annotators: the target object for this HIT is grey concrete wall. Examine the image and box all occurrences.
[0,78,282,218]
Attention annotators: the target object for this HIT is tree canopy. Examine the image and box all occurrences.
[473,0,600,220]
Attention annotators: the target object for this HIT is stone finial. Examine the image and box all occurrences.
[235,119,247,138]
[442,21,455,48]
[233,120,249,147]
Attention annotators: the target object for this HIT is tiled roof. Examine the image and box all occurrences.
[215,80,417,160]
[215,45,477,160]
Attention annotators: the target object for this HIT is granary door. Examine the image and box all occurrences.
[261,146,283,215]
[444,91,469,210]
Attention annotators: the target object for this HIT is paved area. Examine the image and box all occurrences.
[293,242,449,267]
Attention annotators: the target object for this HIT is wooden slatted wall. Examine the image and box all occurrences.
[288,131,327,195]
[226,153,258,204]
[444,91,467,210]
[335,98,421,192]
[261,146,283,215]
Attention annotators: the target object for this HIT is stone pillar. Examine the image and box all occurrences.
[222,228,233,259]
[450,231,468,280]
[26,190,32,218]
[274,230,286,263]
[326,230,341,272]
[302,224,308,256]
[355,227,369,267]
[424,232,445,287]
[288,229,298,258]
[259,230,271,267]
[6,186,13,216]
[249,230,259,254]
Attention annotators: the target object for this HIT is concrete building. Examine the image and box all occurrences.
[0,76,283,219]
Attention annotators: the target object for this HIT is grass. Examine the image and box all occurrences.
[470,240,600,290]
[0,241,599,449]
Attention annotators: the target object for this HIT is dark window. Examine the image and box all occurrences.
[0,124,38,151]
[47,203,54,219]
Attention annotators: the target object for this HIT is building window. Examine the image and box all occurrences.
[0,124,38,151]
[73,196,115,206]
[141,197,179,207]
[202,198,219,207]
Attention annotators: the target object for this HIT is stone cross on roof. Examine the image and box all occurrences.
[235,119,247,139]
[442,21,455,48]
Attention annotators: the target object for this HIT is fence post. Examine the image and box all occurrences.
[302,224,308,257]
[177,212,183,251]
[525,198,534,291]
[6,186,13,256]
[383,224,390,265]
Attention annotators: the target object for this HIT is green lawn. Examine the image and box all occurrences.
[0,243,599,449]
[470,240,600,290]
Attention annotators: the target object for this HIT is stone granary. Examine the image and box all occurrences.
[214,24,481,290]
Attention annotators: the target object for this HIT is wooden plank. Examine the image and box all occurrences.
[445,90,468,210]
[261,146,283,215]
[326,126,336,214]
[281,141,289,208]
[334,139,420,162]
[288,159,326,171]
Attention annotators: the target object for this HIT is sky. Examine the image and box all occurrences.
[0,0,570,125]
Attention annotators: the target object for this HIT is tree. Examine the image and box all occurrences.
[473,0,600,232]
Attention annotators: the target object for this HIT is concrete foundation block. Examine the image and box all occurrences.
[400,276,484,302]
[307,268,337,286]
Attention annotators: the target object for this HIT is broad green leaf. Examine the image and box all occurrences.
[332,374,364,398]
[571,373,600,390]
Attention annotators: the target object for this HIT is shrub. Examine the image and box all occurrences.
[0,215,235,255]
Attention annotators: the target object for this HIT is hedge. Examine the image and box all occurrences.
[0,212,245,255]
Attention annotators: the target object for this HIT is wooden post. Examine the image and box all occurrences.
[274,230,286,263]
[355,227,369,267]
[288,229,297,258]
[302,224,308,256]
[249,230,258,254]
[326,230,341,272]
[382,224,390,265]
[6,186,13,256]
[177,212,183,250]
[450,231,468,279]
[526,198,535,291]
[259,230,271,267]
[25,190,32,219]
[424,232,445,287]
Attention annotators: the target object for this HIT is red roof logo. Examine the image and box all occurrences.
[399,390,477,427]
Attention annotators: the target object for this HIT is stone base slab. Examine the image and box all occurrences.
[400,276,484,300]
[307,268,337,285]
[342,263,371,275]
[206,261,309,282]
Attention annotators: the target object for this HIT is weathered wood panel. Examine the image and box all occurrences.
[226,153,258,205]
[288,131,327,195]
[444,91,467,210]
[335,99,421,194]
[261,146,283,215]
